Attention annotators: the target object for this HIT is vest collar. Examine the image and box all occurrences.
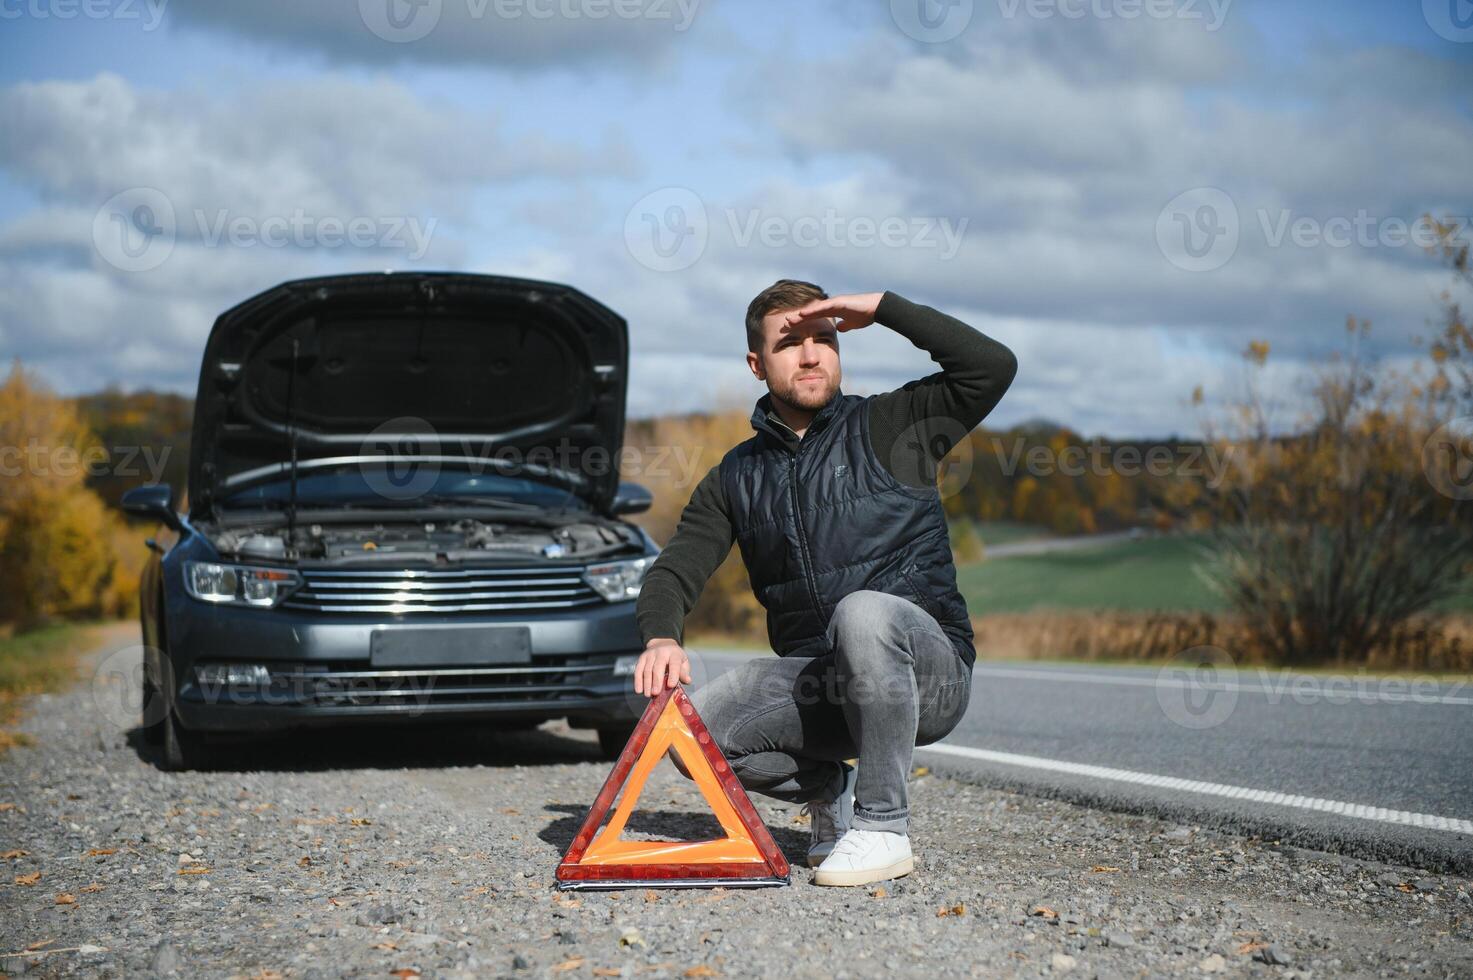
[750,388,846,448]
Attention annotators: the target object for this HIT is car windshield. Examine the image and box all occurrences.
[220,464,586,511]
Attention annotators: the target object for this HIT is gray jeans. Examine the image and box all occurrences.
[686,590,972,835]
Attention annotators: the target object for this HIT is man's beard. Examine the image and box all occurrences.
[770,369,839,413]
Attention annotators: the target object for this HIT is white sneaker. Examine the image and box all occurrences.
[813,829,914,887]
[800,763,856,868]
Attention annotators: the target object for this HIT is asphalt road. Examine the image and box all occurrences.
[981,529,1145,558]
[687,649,1473,874]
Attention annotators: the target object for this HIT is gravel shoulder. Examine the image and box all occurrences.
[1,627,1471,979]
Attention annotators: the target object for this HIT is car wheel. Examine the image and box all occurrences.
[162,709,214,772]
[596,725,636,761]
[140,676,165,746]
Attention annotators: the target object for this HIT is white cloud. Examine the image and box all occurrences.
[163,0,706,71]
[0,73,636,222]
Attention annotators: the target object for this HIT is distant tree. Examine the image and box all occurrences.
[0,485,119,627]
[0,362,139,629]
[1201,224,1473,665]
[75,387,193,509]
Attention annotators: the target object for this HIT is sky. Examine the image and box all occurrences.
[0,0,1469,439]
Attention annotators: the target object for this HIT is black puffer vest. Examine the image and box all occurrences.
[720,389,975,666]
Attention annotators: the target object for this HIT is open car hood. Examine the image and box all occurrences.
[188,272,628,517]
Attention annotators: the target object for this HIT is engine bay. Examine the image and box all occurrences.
[206,515,644,565]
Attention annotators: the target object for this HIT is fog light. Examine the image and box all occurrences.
[194,664,271,687]
[612,655,640,677]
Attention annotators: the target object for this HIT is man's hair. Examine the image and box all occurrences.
[744,279,827,353]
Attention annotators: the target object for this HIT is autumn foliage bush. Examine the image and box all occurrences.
[1194,223,1473,668]
[0,361,142,631]
[972,610,1473,673]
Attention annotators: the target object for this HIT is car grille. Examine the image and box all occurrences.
[281,565,603,614]
[262,655,617,708]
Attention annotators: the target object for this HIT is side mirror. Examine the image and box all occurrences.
[608,481,653,516]
[121,484,183,531]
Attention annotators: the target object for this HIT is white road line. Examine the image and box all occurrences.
[915,743,1473,836]
[972,665,1473,706]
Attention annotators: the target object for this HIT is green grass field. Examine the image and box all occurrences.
[959,532,1473,615]
[957,533,1229,614]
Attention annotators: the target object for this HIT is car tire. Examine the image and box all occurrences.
[162,709,214,772]
[141,676,165,746]
[596,725,636,761]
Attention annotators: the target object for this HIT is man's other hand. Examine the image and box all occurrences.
[782,292,884,332]
[633,638,692,696]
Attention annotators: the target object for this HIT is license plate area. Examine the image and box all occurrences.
[369,626,532,667]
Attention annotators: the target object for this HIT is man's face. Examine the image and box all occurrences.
[746,308,842,412]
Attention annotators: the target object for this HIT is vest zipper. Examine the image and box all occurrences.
[786,434,825,622]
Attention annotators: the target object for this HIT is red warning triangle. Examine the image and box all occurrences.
[556,685,791,890]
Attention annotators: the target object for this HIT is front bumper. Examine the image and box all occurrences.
[165,599,646,733]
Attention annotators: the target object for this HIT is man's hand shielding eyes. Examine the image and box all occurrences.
[781,292,884,332]
[632,637,692,696]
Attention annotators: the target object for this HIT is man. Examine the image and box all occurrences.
[631,280,1017,887]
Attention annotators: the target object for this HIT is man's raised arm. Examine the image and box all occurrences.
[868,291,1018,487]
[632,462,735,695]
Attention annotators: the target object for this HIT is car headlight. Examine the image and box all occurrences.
[581,557,652,602]
[184,561,301,608]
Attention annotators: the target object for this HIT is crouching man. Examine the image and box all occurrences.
[632,281,1017,886]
